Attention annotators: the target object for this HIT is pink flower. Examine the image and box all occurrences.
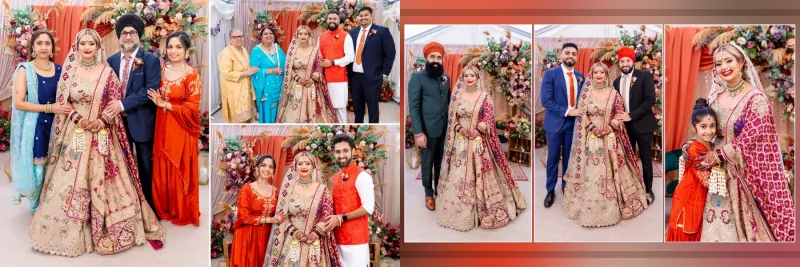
[160,29,168,37]
[788,38,795,47]
[1,144,7,151]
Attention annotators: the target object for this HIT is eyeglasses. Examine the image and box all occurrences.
[121,31,138,38]
[231,35,244,40]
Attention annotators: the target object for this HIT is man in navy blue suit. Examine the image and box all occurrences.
[102,13,161,214]
[540,43,584,208]
[347,6,396,123]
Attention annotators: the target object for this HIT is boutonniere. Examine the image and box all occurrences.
[134,58,144,68]
[441,76,448,85]
[341,173,349,184]
[369,29,377,36]
[630,76,638,88]
[335,34,340,40]
[577,76,584,85]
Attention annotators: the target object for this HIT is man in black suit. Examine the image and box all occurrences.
[613,47,657,205]
[347,6,396,123]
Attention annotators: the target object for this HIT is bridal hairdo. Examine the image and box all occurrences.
[714,43,749,82]
[75,29,104,63]
[589,62,610,88]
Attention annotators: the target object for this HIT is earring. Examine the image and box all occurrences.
[185,54,190,60]
[32,54,37,59]
[49,53,53,59]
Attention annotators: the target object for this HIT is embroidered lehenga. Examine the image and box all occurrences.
[562,84,648,227]
[435,68,527,231]
[698,44,795,242]
[265,162,342,267]
[275,30,337,123]
[29,40,165,257]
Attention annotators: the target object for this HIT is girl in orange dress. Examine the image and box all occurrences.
[666,98,718,241]
[148,31,202,226]
[231,155,282,267]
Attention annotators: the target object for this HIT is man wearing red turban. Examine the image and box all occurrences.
[408,41,449,211]
[613,46,658,205]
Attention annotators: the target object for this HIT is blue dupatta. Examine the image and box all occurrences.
[10,62,40,197]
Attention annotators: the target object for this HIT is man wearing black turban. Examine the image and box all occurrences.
[103,13,162,216]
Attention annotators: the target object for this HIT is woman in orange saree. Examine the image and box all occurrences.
[149,31,202,226]
[230,154,283,267]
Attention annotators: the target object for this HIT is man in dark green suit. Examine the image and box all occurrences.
[408,42,450,211]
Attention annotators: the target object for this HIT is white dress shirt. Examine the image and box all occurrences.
[332,34,355,67]
[351,24,372,73]
[562,64,577,117]
[117,47,139,111]
[620,72,634,112]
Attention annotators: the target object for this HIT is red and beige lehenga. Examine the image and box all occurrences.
[29,43,165,257]
[435,81,527,231]
[231,183,278,267]
[152,67,202,226]
[666,142,710,241]
[562,87,648,227]
[275,34,337,123]
[700,89,795,242]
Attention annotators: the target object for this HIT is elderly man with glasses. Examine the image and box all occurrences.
[218,28,259,123]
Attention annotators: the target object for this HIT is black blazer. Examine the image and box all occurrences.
[107,49,161,143]
[347,24,396,88]
[613,69,657,134]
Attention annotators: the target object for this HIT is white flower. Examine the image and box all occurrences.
[762,40,768,47]
[110,18,116,24]
[175,13,183,20]
[136,3,144,10]
[306,146,311,150]
[147,0,155,6]
[482,60,487,65]
[311,144,318,149]
[737,37,747,45]
[15,27,21,35]
[187,17,193,23]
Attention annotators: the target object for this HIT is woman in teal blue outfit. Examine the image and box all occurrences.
[250,26,286,123]
[10,29,70,212]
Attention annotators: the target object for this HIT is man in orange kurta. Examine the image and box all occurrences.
[319,11,355,123]
[323,134,374,267]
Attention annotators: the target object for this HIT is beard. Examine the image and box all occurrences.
[563,59,575,67]
[337,156,352,168]
[620,65,633,74]
[425,61,444,77]
[121,41,139,52]
[328,23,339,31]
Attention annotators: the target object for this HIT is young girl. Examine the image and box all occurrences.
[666,98,719,241]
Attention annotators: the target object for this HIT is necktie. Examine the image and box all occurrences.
[121,55,132,92]
[355,28,367,65]
[621,75,630,111]
[567,72,575,107]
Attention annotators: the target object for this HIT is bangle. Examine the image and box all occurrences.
[715,149,724,164]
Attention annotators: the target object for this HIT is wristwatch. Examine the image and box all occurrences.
[342,214,348,221]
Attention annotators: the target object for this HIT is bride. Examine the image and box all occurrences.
[562,62,649,227]
[29,29,165,257]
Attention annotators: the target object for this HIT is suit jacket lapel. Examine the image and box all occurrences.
[126,49,143,91]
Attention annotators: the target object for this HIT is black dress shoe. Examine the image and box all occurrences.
[647,190,655,205]
[544,191,555,208]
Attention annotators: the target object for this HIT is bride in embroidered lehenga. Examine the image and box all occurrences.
[275,25,338,123]
[687,42,795,242]
[562,62,649,227]
[435,65,527,231]
[264,152,342,267]
[29,29,165,257]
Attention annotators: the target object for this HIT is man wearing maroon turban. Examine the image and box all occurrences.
[613,46,658,205]
[408,41,450,211]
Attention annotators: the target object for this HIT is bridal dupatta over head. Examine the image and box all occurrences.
[561,73,648,227]
[275,26,338,123]
[703,42,795,242]
[30,29,164,257]
[264,153,341,267]
[436,65,527,231]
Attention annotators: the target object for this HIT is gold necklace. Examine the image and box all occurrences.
[297,177,313,188]
[592,83,605,90]
[166,63,187,72]
[79,59,97,71]
[465,85,479,93]
[725,78,745,97]
[33,60,53,71]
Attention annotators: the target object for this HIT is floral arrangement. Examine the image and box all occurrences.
[693,25,795,121]
[199,110,209,151]
[248,6,285,44]
[461,28,533,111]
[2,0,64,63]
[592,25,664,111]
[215,135,256,192]
[380,78,395,102]
[504,115,531,140]
[368,211,400,260]
[405,116,414,148]
[534,117,546,148]
[537,44,560,76]
[300,0,366,32]
[81,0,208,62]
[0,106,10,152]
[407,52,426,73]
[283,125,389,182]
[210,211,235,259]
